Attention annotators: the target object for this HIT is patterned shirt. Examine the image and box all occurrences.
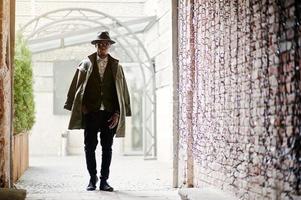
[96,55,108,81]
[96,55,108,110]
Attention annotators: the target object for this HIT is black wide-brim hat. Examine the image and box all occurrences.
[91,31,116,45]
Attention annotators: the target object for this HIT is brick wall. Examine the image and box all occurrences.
[177,0,301,199]
[0,0,14,188]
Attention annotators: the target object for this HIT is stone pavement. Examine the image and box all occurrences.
[15,155,180,200]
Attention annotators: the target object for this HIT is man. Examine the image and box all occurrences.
[64,31,131,192]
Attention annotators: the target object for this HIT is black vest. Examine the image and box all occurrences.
[82,53,119,113]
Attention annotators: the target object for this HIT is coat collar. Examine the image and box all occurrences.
[88,52,119,65]
[87,52,119,79]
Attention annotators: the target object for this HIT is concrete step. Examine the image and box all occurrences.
[0,188,26,200]
[178,187,238,200]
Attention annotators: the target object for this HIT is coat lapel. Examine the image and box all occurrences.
[88,53,118,81]
[108,54,118,80]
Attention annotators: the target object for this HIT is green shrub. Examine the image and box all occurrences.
[13,33,35,135]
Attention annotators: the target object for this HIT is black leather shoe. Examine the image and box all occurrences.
[86,176,98,191]
[99,180,114,192]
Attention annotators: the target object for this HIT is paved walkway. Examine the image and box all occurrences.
[16,155,179,200]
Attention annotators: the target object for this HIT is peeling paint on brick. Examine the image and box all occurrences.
[0,0,13,188]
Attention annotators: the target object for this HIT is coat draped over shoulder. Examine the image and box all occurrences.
[64,53,131,137]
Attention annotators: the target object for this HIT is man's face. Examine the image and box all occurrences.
[96,41,111,57]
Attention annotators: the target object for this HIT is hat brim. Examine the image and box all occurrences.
[91,39,116,45]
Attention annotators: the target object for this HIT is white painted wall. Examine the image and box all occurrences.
[30,61,69,156]
[17,0,146,26]
[143,0,173,162]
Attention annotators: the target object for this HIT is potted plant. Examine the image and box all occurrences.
[13,33,35,182]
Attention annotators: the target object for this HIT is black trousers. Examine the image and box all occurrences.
[84,110,116,181]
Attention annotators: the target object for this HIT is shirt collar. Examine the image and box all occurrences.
[97,54,108,62]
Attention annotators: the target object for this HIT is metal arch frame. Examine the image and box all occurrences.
[28,21,136,65]
[26,17,146,84]
[25,18,154,41]
[20,8,157,159]
[21,8,155,72]
[26,18,99,39]
[27,21,136,63]
[21,8,155,41]
[22,8,148,114]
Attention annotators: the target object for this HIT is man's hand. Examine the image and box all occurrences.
[108,113,119,129]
